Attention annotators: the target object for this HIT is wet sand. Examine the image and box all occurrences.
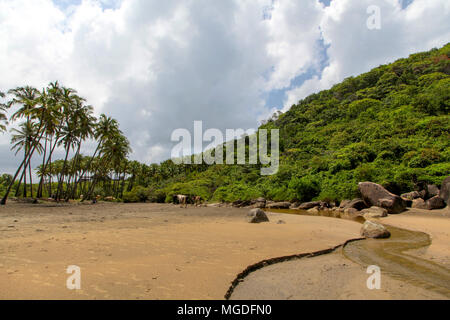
[0,202,362,300]
[230,208,450,300]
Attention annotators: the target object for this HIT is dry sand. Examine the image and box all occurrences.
[0,202,362,300]
[383,207,450,267]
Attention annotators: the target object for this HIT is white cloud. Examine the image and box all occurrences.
[283,0,450,109]
[0,0,448,170]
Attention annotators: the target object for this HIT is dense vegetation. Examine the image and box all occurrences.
[0,43,449,204]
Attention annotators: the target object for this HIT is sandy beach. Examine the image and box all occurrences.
[0,202,362,300]
[1,202,449,300]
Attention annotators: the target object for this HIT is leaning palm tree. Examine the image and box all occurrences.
[1,87,44,205]
[10,122,43,197]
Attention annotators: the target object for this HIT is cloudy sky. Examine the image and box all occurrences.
[0,0,449,173]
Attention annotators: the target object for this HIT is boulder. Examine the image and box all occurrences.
[298,201,321,210]
[344,198,368,211]
[341,208,361,220]
[360,220,391,239]
[339,200,351,209]
[307,207,319,215]
[361,206,388,219]
[290,202,301,209]
[358,182,407,214]
[401,191,421,200]
[412,198,427,209]
[426,196,446,210]
[439,176,450,205]
[427,185,440,198]
[266,202,291,209]
[248,209,269,224]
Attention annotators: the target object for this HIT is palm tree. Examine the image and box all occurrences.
[79,114,121,201]
[0,91,9,132]
[1,87,44,205]
[10,122,43,197]
[65,103,96,200]
[84,128,131,201]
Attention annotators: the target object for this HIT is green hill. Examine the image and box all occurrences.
[154,43,449,203]
[4,44,448,204]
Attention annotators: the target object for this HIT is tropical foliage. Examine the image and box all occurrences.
[0,43,449,204]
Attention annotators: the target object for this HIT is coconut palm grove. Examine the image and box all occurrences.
[0,43,449,205]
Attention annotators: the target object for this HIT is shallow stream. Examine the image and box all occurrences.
[268,209,450,297]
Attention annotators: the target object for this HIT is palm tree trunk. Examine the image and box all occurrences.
[56,145,70,202]
[1,128,45,205]
[29,159,33,199]
[37,135,48,198]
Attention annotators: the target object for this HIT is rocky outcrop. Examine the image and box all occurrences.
[401,191,421,200]
[412,196,446,210]
[232,200,251,208]
[439,176,450,205]
[298,201,322,210]
[248,209,269,223]
[251,197,266,209]
[266,202,291,209]
[360,220,391,239]
[307,207,319,215]
[358,182,407,214]
[361,206,388,219]
[290,202,301,209]
[427,185,440,198]
[412,198,427,209]
[339,200,351,209]
[341,208,361,220]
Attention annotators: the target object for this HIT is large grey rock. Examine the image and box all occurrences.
[426,196,446,210]
[360,220,391,239]
[361,206,388,219]
[358,182,407,214]
[248,209,269,223]
[266,202,291,209]
[439,176,450,205]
